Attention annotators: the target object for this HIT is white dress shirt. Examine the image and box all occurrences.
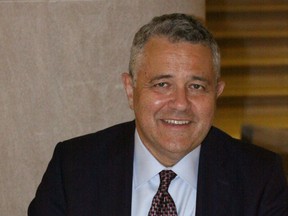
[131,130,200,216]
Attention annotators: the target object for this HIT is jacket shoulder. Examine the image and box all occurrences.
[53,121,135,160]
[209,126,280,160]
[61,121,134,147]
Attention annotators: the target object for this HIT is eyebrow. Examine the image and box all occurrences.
[191,75,209,83]
[149,74,173,83]
[149,74,209,84]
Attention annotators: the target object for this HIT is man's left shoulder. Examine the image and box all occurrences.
[207,126,282,167]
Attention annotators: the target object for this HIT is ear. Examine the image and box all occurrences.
[216,80,225,98]
[121,72,134,110]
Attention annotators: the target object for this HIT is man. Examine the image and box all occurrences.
[28,13,288,216]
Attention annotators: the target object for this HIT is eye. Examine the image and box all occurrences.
[154,82,169,88]
[190,84,205,91]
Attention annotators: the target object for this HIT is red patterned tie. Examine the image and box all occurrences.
[148,170,178,216]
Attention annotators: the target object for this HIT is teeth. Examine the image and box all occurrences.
[165,120,190,125]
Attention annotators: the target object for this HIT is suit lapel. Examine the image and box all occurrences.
[196,127,232,216]
[95,121,135,216]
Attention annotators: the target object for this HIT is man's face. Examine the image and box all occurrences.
[122,37,225,166]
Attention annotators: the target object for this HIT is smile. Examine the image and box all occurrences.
[164,119,191,125]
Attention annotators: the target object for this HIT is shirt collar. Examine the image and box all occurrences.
[133,129,200,190]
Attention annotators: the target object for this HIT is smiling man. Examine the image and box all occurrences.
[122,36,224,167]
[29,13,288,216]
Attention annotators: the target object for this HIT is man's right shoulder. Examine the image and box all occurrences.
[55,120,135,152]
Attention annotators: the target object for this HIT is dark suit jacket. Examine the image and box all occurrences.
[28,121,288,216]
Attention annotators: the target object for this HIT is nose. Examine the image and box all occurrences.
[168,87,190,111]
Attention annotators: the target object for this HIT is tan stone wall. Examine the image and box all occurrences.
[0,1,204,215]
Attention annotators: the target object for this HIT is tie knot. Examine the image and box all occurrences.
[159,170,176,191]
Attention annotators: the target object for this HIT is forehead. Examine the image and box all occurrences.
[138,37,214,77]
[144,37,211,61]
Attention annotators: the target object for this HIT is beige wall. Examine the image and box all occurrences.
[0,1,204,215]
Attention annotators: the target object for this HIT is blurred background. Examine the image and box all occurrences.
[207,0,288,178]
[207,0,288,138]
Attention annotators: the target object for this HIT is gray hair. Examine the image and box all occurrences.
[129,13,221,80]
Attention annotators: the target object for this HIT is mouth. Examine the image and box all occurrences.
[163,119,191,125]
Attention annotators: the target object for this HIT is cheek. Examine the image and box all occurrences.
[136,91,169,110]
[193,97,216,117]
[153,97,168,106]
